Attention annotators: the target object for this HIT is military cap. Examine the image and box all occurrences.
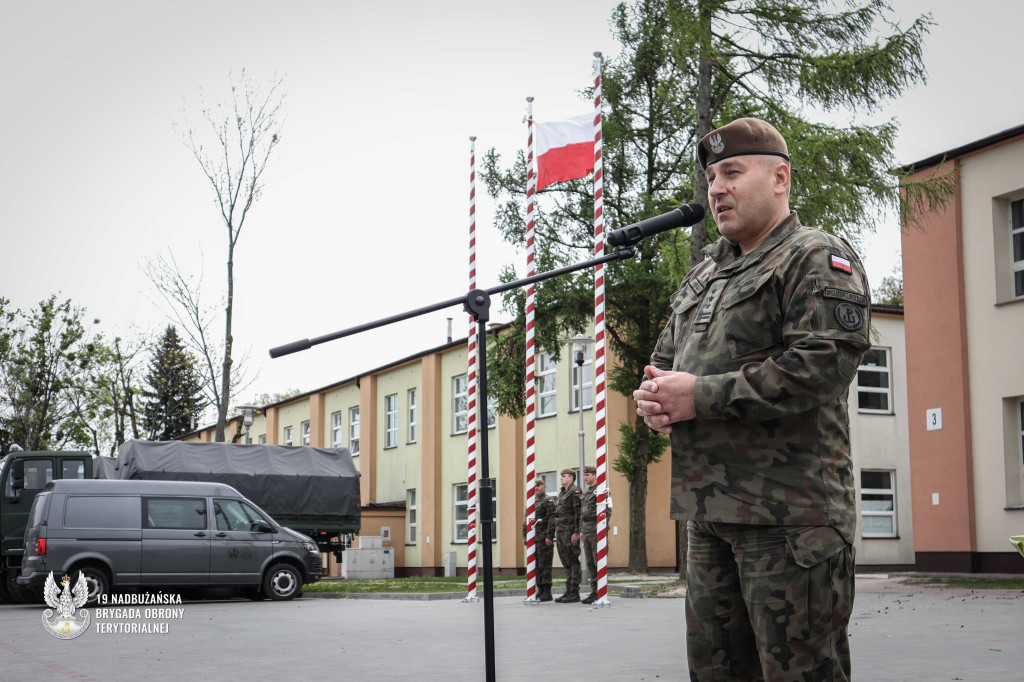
[560,468,576,476]
[584,465,596,475]
[697,117,789,171]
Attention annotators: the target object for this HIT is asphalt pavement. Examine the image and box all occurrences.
[0,576,1021,681]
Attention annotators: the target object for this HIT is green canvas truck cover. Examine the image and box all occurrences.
[102,440,360,522]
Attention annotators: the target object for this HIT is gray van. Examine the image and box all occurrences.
[18,479,322,602]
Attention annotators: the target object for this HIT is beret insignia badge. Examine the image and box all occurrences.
[709,132,725,154]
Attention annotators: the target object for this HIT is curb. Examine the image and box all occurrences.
[303,585,653,601]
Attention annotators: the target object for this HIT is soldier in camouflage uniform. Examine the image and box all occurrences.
[634,118,870,681]
[522,478,556,601]
[553,468,582,603]
[580,465,612,604]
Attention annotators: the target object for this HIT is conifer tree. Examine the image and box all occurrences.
[143,325,206,441]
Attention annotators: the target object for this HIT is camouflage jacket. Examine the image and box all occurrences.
[554,484,582,535]
[581,485,612,532]
[523,492,557,541]
[651,213,870,544]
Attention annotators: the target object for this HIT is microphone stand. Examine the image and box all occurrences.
[270,245,636,682]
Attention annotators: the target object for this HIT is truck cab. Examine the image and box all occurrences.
[0,450,92,603]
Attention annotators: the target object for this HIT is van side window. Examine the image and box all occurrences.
[62,460,86,480]
[65,496,140,529]
[143,497,208,530]
[214,499,267,532]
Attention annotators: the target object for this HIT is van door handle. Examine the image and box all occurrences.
[216,533,227,538]
[194,532,206,537]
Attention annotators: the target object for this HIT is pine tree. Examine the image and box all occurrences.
[143,326,206,441]
[482,0,950,572]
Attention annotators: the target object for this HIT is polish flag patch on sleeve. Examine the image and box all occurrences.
[830,254,853,274]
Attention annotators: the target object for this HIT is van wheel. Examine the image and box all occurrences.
[4,568,36,604]
[262,564,301,601]
[69,566,110,605]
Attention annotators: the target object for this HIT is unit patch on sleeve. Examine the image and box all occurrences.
[823,287,868,307]
[834,302,864,331]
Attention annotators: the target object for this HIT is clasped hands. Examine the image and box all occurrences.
[633,365,698,434]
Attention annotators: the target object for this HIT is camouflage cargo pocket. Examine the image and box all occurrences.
[783,526,854,642]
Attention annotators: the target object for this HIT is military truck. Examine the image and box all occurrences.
[0,449,93,603]
[97,440,361,562]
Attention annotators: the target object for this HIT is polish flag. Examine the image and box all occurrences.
[536,114,594,191]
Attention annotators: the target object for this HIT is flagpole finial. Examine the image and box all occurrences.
[594,51,602,58]
[526,96,534,103]
[470,136,477,142]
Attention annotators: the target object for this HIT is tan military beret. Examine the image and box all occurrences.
[584,465,596,475]
[697,117,789,171]
[560,468,576,476]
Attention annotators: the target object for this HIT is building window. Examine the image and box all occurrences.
[349,406,360,456]
[486,394,497,429]
[453,374,468,434]
[301,420,310,446]
[570,345,594,412]
[1011,199,1024,299]
[857,347,892,414]
[258,434,266,444]
[407,489,417,545]
[384,394,398,448]
[331,411,343,446]
[539,471,557,494]
[537,351,557,417]
[407,388,418,443]
[453,483,496,543]
[283,425,294,447]
[861,470,897,538]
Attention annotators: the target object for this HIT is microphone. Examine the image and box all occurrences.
[606,203,705,247]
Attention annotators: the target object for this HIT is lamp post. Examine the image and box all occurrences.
[237,404,256,444]
[565,333,594,588]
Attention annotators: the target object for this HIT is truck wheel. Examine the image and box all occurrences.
[4,569,33,604]
[69,566,110,605]
[262,564,301,601]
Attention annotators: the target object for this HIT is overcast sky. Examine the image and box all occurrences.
[2,0,1022,414]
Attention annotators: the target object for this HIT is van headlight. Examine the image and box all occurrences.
[303,542,318,554]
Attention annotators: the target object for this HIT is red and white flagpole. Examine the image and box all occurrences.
[523,97,540,604]
[465,135,479,603]
[592,52,611,607]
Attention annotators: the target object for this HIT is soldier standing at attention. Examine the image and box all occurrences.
[553,468,582,603]
[522,477,556,601]
[633,117,871,681]
[580,464,611,604]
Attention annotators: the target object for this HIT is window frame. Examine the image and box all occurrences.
[860,469,898,538]
[406,488,417,545]
[408,388,418,443]
[1012,198,1024,300]
[569,346,594,412]
[857,347,893,415]
[331,410,344,447]
[384,393,399,449]
[349,406,360,456]
[452,374,468,435]
[283,425,294,447]
[301,420,311,446]
[536,351,557,417]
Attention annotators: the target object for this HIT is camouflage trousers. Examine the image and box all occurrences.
[581,525,597,593]
[685,521,854,682]
[536,539,554,589]
[555,529,581,592]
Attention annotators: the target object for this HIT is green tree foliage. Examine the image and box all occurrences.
[143,325,207,441]
[0,296,101,454]
[483,0,943,572]
[873,261,904,306]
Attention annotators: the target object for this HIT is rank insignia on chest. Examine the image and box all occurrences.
[693,279,726,326]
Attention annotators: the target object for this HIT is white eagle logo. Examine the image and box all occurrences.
[709,132,725,154]
[42,571,91,639]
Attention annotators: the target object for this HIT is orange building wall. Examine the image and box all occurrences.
[902,160,977,556]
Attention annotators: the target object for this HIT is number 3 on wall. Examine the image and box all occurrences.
[926,408,942,431]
